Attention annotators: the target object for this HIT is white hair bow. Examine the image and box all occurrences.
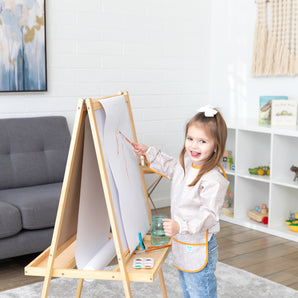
[197,105,218,117]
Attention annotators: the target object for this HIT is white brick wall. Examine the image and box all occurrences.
[0,0,212,207]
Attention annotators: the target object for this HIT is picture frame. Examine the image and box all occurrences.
[0,0,47,92]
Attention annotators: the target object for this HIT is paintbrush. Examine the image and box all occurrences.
[135,244,172,254]
[119,130,134,147]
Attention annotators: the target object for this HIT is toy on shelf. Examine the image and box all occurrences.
[222,150,234,171]
[290,165,298,181]
[248,166,270,176]
[221,190,234,217]
[248,204,268,224]
[285,211,298,232]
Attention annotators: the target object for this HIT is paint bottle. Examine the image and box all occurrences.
[151,214,169,246]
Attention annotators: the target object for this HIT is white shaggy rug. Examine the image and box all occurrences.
[1,254,298,298]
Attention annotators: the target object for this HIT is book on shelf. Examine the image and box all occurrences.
[259,95,288,125]
[271,100,297,127]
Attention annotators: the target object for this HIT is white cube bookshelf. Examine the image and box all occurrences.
[221,119,298,242]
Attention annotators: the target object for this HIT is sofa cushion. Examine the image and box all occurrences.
[0,116,70,190]
[0,200,22,238]
[0,228,53,260]
[0,182,62,230]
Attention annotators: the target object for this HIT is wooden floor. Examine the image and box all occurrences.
[0,207,298,293]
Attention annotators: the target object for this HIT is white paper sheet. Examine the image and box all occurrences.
[84,239,116,271]
[100,95,150,252]
[75,116,116,270]
[94,107,128,251]
[75,95,149,272]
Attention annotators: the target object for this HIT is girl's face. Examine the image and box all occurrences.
[185,124,215,167]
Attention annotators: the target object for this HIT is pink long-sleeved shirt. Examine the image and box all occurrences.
[146,146,229,271]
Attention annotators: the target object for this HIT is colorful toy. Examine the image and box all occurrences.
[249,166,270,176]
[248,204,268,224]
[285,211,298,232]
[221,190,234,217]
[222,150,234,171]
[290,165,298,181]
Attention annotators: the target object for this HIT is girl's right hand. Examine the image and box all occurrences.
[132,143,149,156]
[162,218,180,237]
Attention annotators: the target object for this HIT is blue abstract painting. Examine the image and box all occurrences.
[0,0,47,92]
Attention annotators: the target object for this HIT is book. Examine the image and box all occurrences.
[259,96,288,125]
[271,100,297,127]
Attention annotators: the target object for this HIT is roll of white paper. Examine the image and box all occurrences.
[84,239,116,276]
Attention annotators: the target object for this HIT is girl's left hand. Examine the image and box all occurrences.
[162,218,180,237]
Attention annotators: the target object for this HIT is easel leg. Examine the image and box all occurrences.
[41,275,52,298]
[41,251,57,298]
[122,279,132,298]
[158,269,167,298]
[76,279,84,298]
[147,176,162,213]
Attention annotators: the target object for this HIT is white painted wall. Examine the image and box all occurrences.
[209,0,298,122]
[0,0,213,208]
[4,0,297,208]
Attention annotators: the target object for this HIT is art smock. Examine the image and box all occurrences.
[146,147,229,272]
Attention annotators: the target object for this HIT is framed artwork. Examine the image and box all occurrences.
[0,0,47,92]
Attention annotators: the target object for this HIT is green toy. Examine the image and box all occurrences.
[249,166,270,176]
[285,212,298,232]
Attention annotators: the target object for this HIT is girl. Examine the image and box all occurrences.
[133,106,229,298]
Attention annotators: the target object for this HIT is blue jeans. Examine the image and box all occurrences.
[178,235,218,298]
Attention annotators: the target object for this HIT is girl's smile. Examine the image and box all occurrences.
[185,124,215,167]
[190,150,200,158]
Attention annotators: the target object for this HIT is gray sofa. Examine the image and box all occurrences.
[0,116,70,259]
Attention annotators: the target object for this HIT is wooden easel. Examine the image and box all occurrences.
[25,92,170,297]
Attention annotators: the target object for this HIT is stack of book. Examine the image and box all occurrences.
[259,96,297,127]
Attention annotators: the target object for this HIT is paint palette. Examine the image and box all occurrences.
[133,258,154,269]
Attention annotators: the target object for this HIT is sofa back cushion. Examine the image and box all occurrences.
[0,116,71,189]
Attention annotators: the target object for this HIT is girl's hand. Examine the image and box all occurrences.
[133,143,149,156]
[162,218,180,237]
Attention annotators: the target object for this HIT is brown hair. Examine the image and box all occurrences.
[179,109,227,186]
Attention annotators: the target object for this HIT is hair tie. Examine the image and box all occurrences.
[197,105,218,117]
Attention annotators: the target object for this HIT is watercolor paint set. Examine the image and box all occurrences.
[133,258,154,269]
